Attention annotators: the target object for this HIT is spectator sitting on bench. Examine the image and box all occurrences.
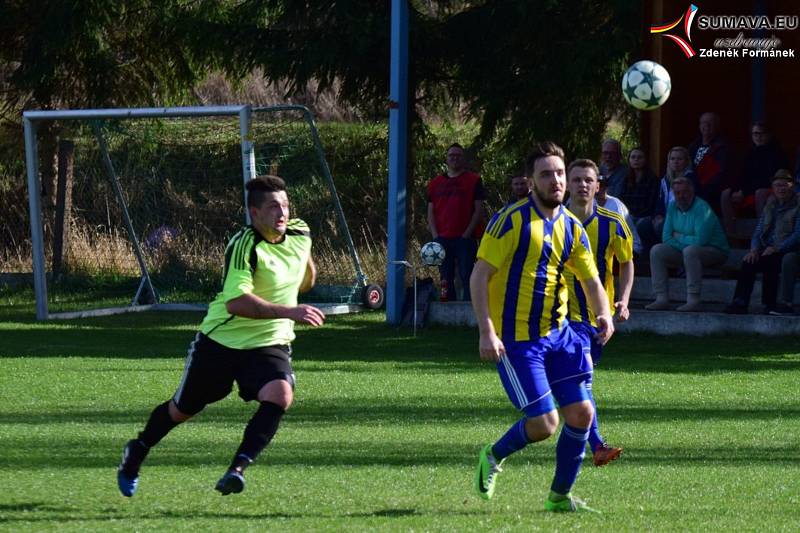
[639,146,698,255]
[725,169,800,315]
[720,121,789,237]
[646,177,730,312]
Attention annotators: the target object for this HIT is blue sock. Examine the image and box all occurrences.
[550,423,589,495]
[491,418,531,461]
[585,377,603,452]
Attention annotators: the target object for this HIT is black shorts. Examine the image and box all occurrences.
[172,332,295,415]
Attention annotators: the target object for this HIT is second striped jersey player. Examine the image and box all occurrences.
[564,159,634,467]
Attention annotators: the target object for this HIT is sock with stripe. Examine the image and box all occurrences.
[550,423,589,495]
[491,418,531,461]
[585,375,604,451]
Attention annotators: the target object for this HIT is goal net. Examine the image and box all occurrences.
[23,105,370,319]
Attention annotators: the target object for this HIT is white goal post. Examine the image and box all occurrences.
[23,104,373,320]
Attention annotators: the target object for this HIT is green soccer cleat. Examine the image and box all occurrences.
[475,443,504,500]
[545,492,600,513]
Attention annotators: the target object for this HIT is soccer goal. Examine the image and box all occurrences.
[23,105,383,320]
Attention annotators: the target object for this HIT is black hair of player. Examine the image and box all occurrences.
[525,141,566,177]
[246,175,287,208]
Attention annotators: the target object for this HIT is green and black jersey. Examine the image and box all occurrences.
[200,219,311,350]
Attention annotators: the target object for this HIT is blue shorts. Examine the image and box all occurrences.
[496,326,592,418]
[570,321,603,366]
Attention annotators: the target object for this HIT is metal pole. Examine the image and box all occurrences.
[239,105,256,224]
[387,0,409,324]
[92,123,158,304]
[23,105,248,121]
[390,260,416,337]
[23,117,48,320]
[299,107,367,286]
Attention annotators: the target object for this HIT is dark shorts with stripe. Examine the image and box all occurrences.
[172,332,295,415]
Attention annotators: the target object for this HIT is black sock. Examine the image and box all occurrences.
[230,401,285,471]
[138,400,181,448]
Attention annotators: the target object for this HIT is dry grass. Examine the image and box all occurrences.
[1,215,449,300]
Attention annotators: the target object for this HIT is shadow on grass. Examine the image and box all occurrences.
[2,309,798,373]
[2,433,799,472]
[0,505,493,524]
[0,502,74,513]
[0,313,483,367]
[0,403,796,429]
[1,400,798,469]
[599,332,800,374]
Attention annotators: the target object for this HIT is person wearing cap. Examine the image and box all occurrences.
[646,177,730,312]
[725,169,800,315]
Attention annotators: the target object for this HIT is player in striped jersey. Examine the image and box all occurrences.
[117,175,324,497]
[471,142,614,512]
[565,159,634,467]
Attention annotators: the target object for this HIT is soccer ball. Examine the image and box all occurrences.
[420,241,445,266]
[621,60,671,111]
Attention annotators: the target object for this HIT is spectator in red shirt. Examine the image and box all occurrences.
[427,143,486,301]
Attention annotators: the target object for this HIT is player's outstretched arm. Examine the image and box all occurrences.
[580,276,615,345]
[226,293,325,326]
[470,259,505,362]
[298,255,317,294]
[614,260,635,322]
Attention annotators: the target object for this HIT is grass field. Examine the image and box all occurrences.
[1,299,799,531]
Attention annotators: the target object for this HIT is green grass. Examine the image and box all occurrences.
[1,302,799,531]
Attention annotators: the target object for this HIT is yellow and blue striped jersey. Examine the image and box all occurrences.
[478,198,598,343]
[565,206,633,327]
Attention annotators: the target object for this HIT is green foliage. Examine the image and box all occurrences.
[443,0,641,159]
[0,305,799,530]
[0,1,641,168]
[0,0,225,113]
[216,1,641,160]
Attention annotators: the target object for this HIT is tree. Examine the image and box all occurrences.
[444,1,641,158]
[0,0,222,114]
[207,0,640,159]
[0,0,225,203]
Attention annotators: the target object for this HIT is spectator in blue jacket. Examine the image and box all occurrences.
[646,177,730,312]
[725,169,800,315]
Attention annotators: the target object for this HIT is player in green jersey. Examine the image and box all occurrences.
[117,175,324,497]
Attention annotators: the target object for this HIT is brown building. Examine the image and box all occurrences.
[642,0,800,176]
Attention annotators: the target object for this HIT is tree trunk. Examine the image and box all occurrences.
[52,139,75,277]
